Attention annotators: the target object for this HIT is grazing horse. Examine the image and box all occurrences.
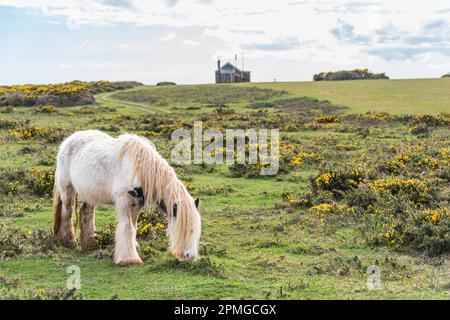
[52,130,201,265]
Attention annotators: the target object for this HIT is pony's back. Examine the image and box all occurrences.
[55,130,119,205]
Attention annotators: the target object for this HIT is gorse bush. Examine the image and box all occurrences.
[366,207,450,256]
[281,140,448,255]
[0,81,142,107]
[0,224,24,259]
[6,126,68,143]
[315,115,340,124]
[94,224,115,249]
[408,124,429,136]
[34,105,56,113]
[0,119,18,129]
[137,209,166,239]
[28,167,54,197]
[229,140,321,178]
[369,177,433,204]
[0,167,54,197]
[402,208,450,256]
[312,167,366,196]
[409,113,450,127]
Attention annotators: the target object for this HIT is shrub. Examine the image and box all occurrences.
[34,105,56,113]
[315,115,339,124]
[94,224,116,249]
[312,168,366,195]
[136,209,166,239]
[0,224,24,259]
[403,211,450,256]
[408,124,429,136]
[0,119,17,129]
[156,82,176,86]
[409,113,450,128]
[345,184,379,210]
[0,167,54,197]
[309,203,347,215]
[0,81,142,107]
[7,126,68,143]
[28,167,54,197]
[368,177,433,204]
[313,69,389,81]
[372,208,450,256]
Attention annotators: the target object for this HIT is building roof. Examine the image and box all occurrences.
[217,62,245,73]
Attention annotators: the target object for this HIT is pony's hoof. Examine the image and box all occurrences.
[117,257,143,266]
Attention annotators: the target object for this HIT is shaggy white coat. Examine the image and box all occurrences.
[53,130,201,265]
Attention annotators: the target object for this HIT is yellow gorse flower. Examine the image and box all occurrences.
[309,203,346,215]
[423,208,450,225]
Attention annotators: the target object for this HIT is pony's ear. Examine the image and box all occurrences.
[173,203,178,218]
[194,198,200,209]
[158,200,167,213]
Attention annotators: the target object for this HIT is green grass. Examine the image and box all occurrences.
[245,78,450,114]
[0,79,449,300]
[105,78,450,114]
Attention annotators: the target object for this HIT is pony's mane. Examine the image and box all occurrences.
[117,134,199,255]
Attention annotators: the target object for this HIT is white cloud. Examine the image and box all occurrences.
[58,61,126,69]
[57,63,73,69]
[114,43,135,49]
[160,32,176,41]
[80,40,91,48]
[2,0,450,81]
[85,62,127,68]
[2,1,450,60]
[44,19,61,25]
[181,40,198,45]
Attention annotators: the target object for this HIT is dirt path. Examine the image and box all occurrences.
[96,91,171,114]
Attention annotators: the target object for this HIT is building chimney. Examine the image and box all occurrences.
[217,59,221,70]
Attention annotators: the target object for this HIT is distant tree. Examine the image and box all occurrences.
[313,69,389,81]
[442,73,450,78]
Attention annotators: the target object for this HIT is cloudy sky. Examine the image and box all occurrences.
[1,0,450,84]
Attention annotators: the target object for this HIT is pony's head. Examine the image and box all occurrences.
[160,196,201,261]
[118,134,202,261]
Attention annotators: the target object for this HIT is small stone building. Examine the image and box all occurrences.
[215,60,251,83]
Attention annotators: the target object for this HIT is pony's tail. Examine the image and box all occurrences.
[52,185,62,236]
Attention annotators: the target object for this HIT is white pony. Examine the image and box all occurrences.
[52,130,201,265]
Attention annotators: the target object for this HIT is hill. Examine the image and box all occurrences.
[246,78,450,114]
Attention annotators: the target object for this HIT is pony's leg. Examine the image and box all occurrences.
[113,195,142,265]
[56,185,77,247]
[80,202,96,251]
[131,201,143,231]
[131,205,143,248]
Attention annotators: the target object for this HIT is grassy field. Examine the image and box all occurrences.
[247,78,450,114]
[0,80,449,300]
